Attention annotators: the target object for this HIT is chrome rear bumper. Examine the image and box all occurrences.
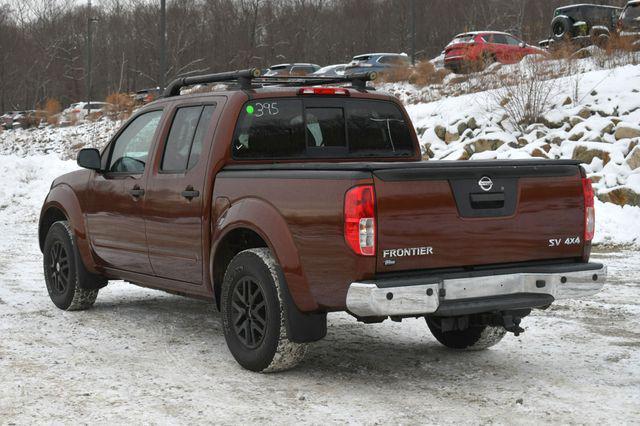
[346,263,606,317]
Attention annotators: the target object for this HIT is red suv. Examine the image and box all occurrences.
[444,31,545,73]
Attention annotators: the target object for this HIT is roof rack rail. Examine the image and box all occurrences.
[162,69,377,97]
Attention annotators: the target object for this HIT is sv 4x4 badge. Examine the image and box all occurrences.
[549,236,581,247]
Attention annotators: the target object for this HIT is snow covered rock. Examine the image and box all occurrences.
[598,187,640,207]
[572,146,611,165]
[614,125,640,141]
[626,146,640,171]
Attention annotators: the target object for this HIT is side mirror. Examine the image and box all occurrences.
[77,148,102,171]
[519,42,526,48]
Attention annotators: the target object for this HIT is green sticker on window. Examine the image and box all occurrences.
[246,105,255,115]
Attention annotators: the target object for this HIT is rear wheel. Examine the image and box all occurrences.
[43,221,107,311]
[221,248,307,372]
[426,316,506,350]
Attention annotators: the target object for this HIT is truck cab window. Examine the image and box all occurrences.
[233,99,305,159]
[305,107,346,148]
[108,110,163,173]
[161,104,216,172]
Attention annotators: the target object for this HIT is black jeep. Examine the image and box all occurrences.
[541,4,623,49]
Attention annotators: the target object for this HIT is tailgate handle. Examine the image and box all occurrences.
[470,192,505,209]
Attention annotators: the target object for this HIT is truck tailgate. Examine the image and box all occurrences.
[373,160,586,273]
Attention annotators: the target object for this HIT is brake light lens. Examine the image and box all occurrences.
[582,178,595,242]
[298,87,350,96]
[344,185,376,256]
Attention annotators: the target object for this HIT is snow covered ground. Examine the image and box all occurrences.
[0,155,639,424]
[1,177,639,422]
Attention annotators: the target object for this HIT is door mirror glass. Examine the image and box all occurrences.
[77,148,102,171]
[519,42,526,48]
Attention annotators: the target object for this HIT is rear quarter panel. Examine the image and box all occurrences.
[212,171,375,311]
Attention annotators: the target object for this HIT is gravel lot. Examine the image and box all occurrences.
[1,215,639,424]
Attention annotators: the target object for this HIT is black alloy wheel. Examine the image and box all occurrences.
[231,277,268,349]
[47,241,70,296]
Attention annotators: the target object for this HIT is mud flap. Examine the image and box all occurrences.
[276,267,327,343]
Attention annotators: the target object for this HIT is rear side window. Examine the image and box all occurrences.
[232,99,414,159]
[161,104,216,172]
[450,35,474,44]
[347,102,413,155]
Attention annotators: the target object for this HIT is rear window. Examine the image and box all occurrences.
[232,99,414,159]
[450,35,474,44]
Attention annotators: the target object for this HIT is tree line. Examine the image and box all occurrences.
[0,0,627,111]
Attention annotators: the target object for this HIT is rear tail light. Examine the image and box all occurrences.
[582,178,595,242]
[344,185,376,256]
[298,87,350,96]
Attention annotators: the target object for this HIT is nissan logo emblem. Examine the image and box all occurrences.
[478,176,493,192]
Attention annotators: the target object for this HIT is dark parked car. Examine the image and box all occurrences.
[344,53,410,75]
[542,4,623,49]
[1,110,45,129]
[39,68,606,373]
[311,64,346,77]
[264,63,320,76]
[619,1,640,36]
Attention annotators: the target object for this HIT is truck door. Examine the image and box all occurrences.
[86,109,164,274]
[144,101,221,284]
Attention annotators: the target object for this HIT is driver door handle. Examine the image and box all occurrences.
[181,186,200,201]
[129,186,145,198]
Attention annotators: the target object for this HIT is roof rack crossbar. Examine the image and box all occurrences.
[163,68,262,97]
[162,70,377,97]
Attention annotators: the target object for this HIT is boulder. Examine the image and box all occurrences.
[445,131,460,143]
[626,146,640,171]
[562,96,573,106]
[541,117,565,129]
[569,116,584,127]
[572,146,610,166]
[457,121,468,135]
[473,139,504,153]
[578,107,592,119]
[602,122,615,135]
[416,127,427,137]
[467,117,478,130]
[614,125,640,141]
[531,148,548,158]
[422,144,435,160]
[598,187,640,207]
[434,125,446,140]
[568,132,584,142]
[549,136,564,145]
[589,175,603,184]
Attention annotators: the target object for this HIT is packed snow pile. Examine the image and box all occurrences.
[0,119,121,159]
[402,63,640,207]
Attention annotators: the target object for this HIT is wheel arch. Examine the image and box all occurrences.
[39,185,99,274]
[210,197,319,313]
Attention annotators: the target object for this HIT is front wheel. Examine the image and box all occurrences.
[221,248,307,372]
[426,317,506,350]
[43,221,107,311]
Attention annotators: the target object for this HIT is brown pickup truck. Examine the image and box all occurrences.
[39,69,606,372]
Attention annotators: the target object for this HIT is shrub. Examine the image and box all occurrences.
[44,98,62,126]
[105,92,135,120]
[485,57,559,132]
[381,61,450,86]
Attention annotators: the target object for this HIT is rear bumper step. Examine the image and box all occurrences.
[346,263,606,317]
